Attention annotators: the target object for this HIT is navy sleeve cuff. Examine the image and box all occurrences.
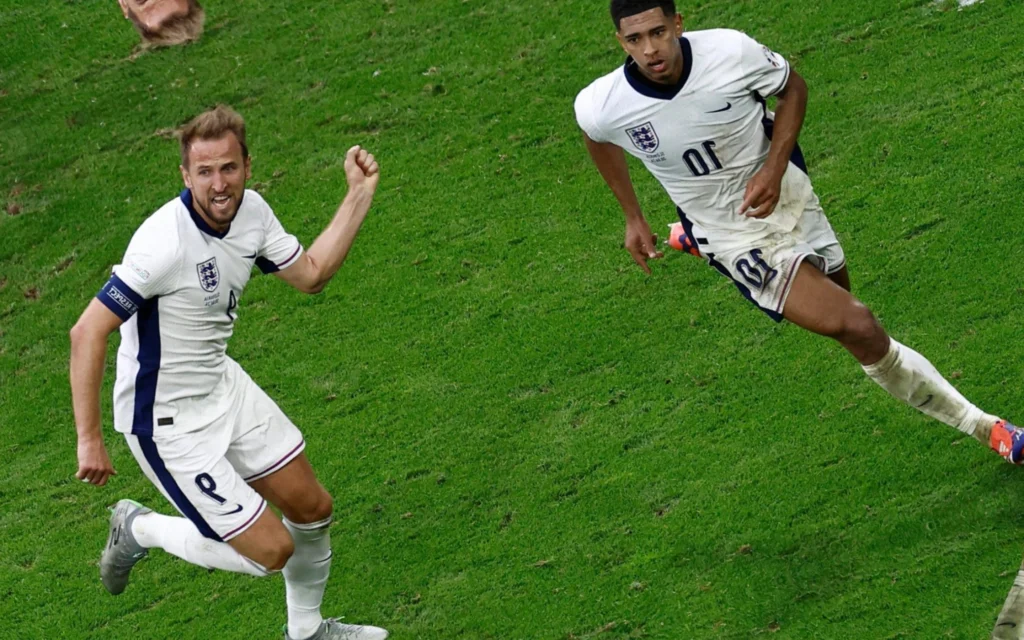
[255,256,280,274]
[255,246,302,275]
[96,274,145,320]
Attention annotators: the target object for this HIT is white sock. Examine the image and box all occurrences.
[862,339,997,436]
[994,561,1024,638]
[131,512,271,577]
[283,517,333,640]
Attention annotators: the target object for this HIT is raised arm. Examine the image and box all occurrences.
[70,299,126,486]
[275,146,380,294]
[582,133,663,274]
[763,70,808,181]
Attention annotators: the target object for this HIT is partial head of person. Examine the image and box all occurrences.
[118,0,205,48]
[178,105,251,232]
[611,0,683,85]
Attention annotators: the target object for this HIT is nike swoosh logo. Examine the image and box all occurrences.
[242,253,257,259]
[916,395,934,408]
[996,621,1017,628]
[219,504,244,516]
[708,102,732,113]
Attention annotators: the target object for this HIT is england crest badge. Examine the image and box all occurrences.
[626,122,660,153]
[196,257,220,292]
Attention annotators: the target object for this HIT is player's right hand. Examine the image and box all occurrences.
[344,145,380,194]
[624,217,663,274]
[76,436,116,487]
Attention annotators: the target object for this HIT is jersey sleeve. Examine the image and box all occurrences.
[96,224,181,321]
[737,32,791,97]
[254,196,304,275]
[574,85,609,143]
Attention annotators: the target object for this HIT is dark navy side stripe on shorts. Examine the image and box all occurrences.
[137,435,223,542]
[676,207,784,323]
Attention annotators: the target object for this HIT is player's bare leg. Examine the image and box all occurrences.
[251,454,388,640]
[826,264,851,292]
[783,262,887,363]
[226,508,295,570]
[250,454,333,525]
[781,261,1020,461]
[993,554,1024,639]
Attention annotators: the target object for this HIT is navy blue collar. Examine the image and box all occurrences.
[180,188,233,239]
[624,37,693,100]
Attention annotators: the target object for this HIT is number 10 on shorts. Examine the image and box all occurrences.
[736,249,778,290]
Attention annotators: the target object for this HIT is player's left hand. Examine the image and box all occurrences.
[624,216,663,274]
[76,437,116,487]
[739,166,783,219]
[344,145,380,194]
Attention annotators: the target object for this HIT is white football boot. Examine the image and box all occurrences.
[99,499,151,595]
[284,619,389,640]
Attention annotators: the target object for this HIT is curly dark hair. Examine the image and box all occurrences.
[609,0,677,30]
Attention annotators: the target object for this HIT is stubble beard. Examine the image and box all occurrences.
[195,190,241,230]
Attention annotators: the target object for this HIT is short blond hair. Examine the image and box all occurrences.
[127,0,205,48]
[179,105,248,167]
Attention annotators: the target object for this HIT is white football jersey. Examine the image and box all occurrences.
[96,189,303,436]
[575,29,815,250]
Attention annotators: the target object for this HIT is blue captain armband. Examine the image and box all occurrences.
[97,274,145,320]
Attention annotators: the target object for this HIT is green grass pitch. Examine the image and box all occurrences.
[2,0,1024,637]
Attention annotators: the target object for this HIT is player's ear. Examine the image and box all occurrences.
[117,0,130,19]
[674,13,683,36]
[615,30,629,55]
[179,165,192,190]
[243,156,252,181]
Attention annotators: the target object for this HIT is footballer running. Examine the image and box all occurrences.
[70,105,388,640]
[574,1,1022,463]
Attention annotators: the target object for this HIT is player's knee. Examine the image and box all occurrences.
[262,535,295,572]
[314,491,334,522]
[839,302,882,345]
[304,489,333,524]
[246,533,294,572]
[286,487,333,525]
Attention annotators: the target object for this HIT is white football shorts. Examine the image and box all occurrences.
[681,206,845,323]
[123,358,305,541]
